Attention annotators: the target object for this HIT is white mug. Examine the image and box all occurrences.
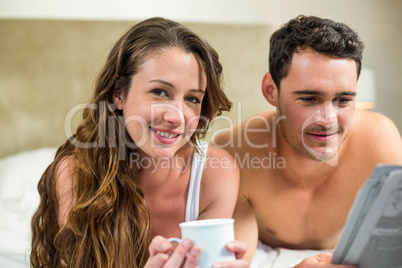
[168,218,236,267]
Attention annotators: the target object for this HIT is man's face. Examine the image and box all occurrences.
[277,48,358,162]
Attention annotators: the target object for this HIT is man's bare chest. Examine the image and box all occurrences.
[242,167,364,249]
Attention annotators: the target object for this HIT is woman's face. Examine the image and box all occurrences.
[113,47,207,159]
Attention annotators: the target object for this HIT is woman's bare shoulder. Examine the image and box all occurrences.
[198,144,240,219]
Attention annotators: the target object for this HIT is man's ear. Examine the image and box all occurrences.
[112,90,124,110]
[261,72,279,107]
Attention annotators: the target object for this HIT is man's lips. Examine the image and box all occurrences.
[305,132,338,141]
[307,132,337,136]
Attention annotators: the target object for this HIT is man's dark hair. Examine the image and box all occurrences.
[269,15,364,89]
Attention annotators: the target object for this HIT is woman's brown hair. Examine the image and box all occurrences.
[30,17,231,267]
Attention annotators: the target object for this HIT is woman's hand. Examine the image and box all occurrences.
[292,252,358,268]
[144,235,202,268]
[212,240,249,268]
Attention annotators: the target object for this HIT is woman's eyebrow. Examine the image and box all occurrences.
[149,79,174,88]
[188,89,205,94]
[150,79,205,94]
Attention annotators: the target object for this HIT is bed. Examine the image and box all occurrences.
[0,147,57,267]
[0,147,328,268]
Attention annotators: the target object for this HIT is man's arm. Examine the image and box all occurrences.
[293,253,357,268]
[233,193,259,263]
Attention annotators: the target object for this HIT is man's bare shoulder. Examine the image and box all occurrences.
[351,110,400,142]
[214,110,277,153]
[349,110,402,163]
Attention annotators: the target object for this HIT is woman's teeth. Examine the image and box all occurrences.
[155,130,179,139]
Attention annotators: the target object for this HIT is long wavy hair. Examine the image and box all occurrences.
[31,17,231,267]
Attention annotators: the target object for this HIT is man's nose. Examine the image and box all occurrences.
[313,102,338,126]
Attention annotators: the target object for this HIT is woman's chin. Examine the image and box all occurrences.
[143,147,178,159]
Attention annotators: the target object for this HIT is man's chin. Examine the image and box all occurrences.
[311,152,337,161]
[305,148,339,166]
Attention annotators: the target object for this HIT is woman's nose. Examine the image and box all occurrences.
[160,103,185,125]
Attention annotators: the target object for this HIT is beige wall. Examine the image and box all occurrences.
[0,20,271,157]
[1,0,401,158]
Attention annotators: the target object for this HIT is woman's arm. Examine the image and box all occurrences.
[55,156,76,227]
[197,145,249,267]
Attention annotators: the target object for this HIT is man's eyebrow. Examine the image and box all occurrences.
[335,91,357,97]
[292,90,324,96]
[150,79,205,94]
[292,90,357,97]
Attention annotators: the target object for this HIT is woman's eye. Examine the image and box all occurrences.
[151,89,167,97]
[185,96,200,104]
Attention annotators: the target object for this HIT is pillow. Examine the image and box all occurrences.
[0,147,57,255]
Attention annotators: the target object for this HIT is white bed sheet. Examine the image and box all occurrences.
[251,241,331,268]
[0,147,57,268]
[0,147,331,268]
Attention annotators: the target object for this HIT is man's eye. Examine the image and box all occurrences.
[335,98,352,106]
[151,89,167,97]
[185,96,200,104]
[300,97,316,103]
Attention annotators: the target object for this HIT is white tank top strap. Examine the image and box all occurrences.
[185,140,209,222]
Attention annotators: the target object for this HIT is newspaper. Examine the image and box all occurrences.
[331,164,402,267]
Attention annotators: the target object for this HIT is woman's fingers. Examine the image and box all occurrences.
[182,245,202,268]
[148,236,201,268]
[226,240,248,260]
[149,235,173,256]
[144,253,169,268]
[164,238,195,267]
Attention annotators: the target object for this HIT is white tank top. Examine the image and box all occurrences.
[185,140,208,222]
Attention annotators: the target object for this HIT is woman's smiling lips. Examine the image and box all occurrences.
[149,126,182,144]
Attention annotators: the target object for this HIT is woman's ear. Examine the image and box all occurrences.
[112,90,124,110]
[261,72,279,107]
